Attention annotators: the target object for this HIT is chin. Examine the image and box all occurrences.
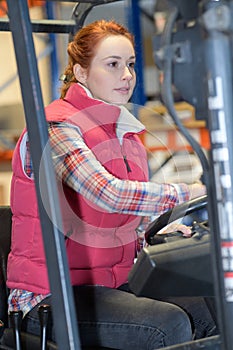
[113,97,131,105]
[104,94,131,105]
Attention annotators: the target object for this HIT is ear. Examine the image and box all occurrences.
[73,64,87,84]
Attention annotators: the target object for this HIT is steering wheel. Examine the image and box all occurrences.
[145,195,208,245]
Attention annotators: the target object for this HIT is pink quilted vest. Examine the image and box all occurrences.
[7,84,148,294]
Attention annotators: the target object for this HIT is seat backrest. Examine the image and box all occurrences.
[0,206,12,329]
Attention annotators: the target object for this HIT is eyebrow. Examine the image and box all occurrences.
[103,55,136,61]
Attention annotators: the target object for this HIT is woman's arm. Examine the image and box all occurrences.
[48,123,204,217]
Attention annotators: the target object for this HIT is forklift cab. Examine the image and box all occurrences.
[1,0,232,349]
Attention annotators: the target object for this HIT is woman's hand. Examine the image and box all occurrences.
[188,183,206,200]
[152,183,206,239]
[158,222,192,237]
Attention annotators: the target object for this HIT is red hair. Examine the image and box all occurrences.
[60,19,135,98]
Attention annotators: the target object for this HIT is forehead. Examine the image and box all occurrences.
[94,35,135,60]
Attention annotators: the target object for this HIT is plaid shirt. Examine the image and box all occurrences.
[9,121,190,317]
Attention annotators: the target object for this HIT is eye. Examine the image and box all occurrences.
[108,61,119,68]
[128,61,135,69]
[127,62,136,75]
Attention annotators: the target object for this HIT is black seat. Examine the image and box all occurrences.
[0,206,57,349]
[0,206,12,334]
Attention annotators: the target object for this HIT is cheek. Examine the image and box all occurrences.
[92,78,111,95]
[88,71,111,89]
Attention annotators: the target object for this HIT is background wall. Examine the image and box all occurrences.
[0,5,52,205]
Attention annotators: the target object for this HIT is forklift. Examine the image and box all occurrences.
[0,0,232,349]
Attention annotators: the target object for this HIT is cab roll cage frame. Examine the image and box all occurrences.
[4,0,233,349]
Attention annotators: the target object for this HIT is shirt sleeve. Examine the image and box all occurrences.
[48,122,190,217]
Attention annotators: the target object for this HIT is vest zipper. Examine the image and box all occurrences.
[123,155,132,173]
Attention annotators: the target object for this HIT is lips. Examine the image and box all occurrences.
[115,87,130,94]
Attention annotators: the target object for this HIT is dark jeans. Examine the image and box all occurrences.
[21,285,218,350]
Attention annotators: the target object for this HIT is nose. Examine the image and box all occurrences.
[122,65,133,80]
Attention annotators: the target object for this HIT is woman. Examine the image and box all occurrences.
[6,20,216,349]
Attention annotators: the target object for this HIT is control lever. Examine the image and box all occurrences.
[38,304,51,350]
[9,310,23,350]
[0,320,4,339]
[191,220,210,239]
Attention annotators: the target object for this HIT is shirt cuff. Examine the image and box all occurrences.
[172,183,190,203]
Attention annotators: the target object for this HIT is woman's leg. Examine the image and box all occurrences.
[158,296,218,339]
[22,285,192,350]
[118,285,218,340]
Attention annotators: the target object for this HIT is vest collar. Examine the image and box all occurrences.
[65,83,145,142]
[117,105,145,144]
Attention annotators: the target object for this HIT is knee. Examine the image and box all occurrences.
[163,307,193,345]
